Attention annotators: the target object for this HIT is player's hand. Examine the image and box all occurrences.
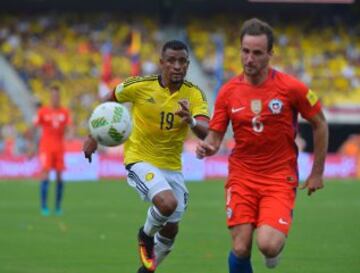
[175,99,192,124]
[83,135,98,163]
[300,174,324,196]
[196,140,217,159]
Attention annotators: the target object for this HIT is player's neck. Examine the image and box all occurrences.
[159,75,182,93]
[51,104,60,109]
[244,67,269,86]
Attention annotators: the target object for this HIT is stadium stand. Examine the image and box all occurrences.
[186,16,360,107]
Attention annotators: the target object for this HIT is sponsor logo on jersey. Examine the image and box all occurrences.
[251,99,262,114]
[278,218,289,225]
[146,97,156,103]
[145,172,155,181]
[268,99,283,114]
[231,106,245,113]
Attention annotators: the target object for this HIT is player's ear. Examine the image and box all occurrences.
[159,57,164,67]
[268,49,274,57]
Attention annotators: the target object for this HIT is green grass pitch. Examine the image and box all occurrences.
[0,179,359,273]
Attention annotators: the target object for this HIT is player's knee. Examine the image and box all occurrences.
[258,240,283,258]
[154,194,178,217]
[232,243,251,258]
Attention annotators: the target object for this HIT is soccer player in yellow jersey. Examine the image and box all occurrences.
[83,40,209,273]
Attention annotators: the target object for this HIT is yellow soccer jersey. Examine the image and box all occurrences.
[114,75,209,171]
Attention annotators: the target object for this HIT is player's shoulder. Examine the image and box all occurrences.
[273,69,307,91]
[60,106,71,114]
[122,74,159,88]
[37,106,48,115]
[218,75,243,95]
[183,80,207,101]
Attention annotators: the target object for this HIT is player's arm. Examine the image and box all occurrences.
[83,82,134,162]
[26,110,41,158]
[83,91,115,162]
[300,110,329,195]
[196,130,225,159]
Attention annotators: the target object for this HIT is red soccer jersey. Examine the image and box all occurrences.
[210,69,321,184]
[34,106,71,152]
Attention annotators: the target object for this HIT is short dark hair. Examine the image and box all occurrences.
[161,40,188,54]
[50,85,60,91]
[240,18,274,52]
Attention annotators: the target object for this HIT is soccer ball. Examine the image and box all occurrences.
[88,102,132,147]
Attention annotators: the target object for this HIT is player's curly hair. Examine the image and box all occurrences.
[162,40,188,53]
[240,18,274,52]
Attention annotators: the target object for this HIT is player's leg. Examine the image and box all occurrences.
[153,170,188,266]
[256,185,296,268]
[126,162,177,272]
[39,151,51,216]
[229,224,255,273]
[54,152,65,215]
[256,225,285,268]
[154,222,178,265]
[225,182,258,273]
[55,170,64,215]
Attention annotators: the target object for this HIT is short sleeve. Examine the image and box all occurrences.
[65,109,72,125]
[209,86,230,133]
[190,87,209,118]
[33,108,42,126]
[114,81,136,103]
[292,80,322,120]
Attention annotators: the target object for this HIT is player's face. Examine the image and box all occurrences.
[51,89,60,107]
[160,49,189,84]
[241,34,272,77]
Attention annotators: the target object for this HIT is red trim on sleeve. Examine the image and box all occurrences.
[194,115,210,121]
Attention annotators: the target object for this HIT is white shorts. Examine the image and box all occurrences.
[126,162,189,222]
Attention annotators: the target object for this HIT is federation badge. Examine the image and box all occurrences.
[145,172,155,181]
[226,207,233,219]
[251,99,262,114]
[268,99,283,114]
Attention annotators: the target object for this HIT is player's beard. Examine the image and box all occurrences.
[244,64,259,76]
[170,73,185,84]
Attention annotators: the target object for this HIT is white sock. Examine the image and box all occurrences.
[264,254,281,269]
[144,206,169,237]
[154,232,174,265]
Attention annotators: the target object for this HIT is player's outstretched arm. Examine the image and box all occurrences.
[83,135,98,163]
[301,110,329,195]
[175,99,209,139]
[196,130,224,159]
[84,88,117,162]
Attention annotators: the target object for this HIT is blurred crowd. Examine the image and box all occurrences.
[187,16,360,106]
[1,14,360,156]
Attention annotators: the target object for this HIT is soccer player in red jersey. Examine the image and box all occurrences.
[196,18,328,273]
[32,85,71,216]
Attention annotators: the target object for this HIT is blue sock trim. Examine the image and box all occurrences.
[228,251,253,273]
[40,180,49,209]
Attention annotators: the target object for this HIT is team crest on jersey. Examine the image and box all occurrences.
[226,207,233,219]
[145,172,155,181]
[251,99,262,114]
[268,99,283,114]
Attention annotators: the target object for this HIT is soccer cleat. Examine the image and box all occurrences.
[138,227,156,272]
[137,265,155,273]
[41,207,50,216]
[55,208,63,216]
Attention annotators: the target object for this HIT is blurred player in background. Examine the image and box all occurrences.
[31,85,71,216]
[83,40,209,273]
[196,18,328,273]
